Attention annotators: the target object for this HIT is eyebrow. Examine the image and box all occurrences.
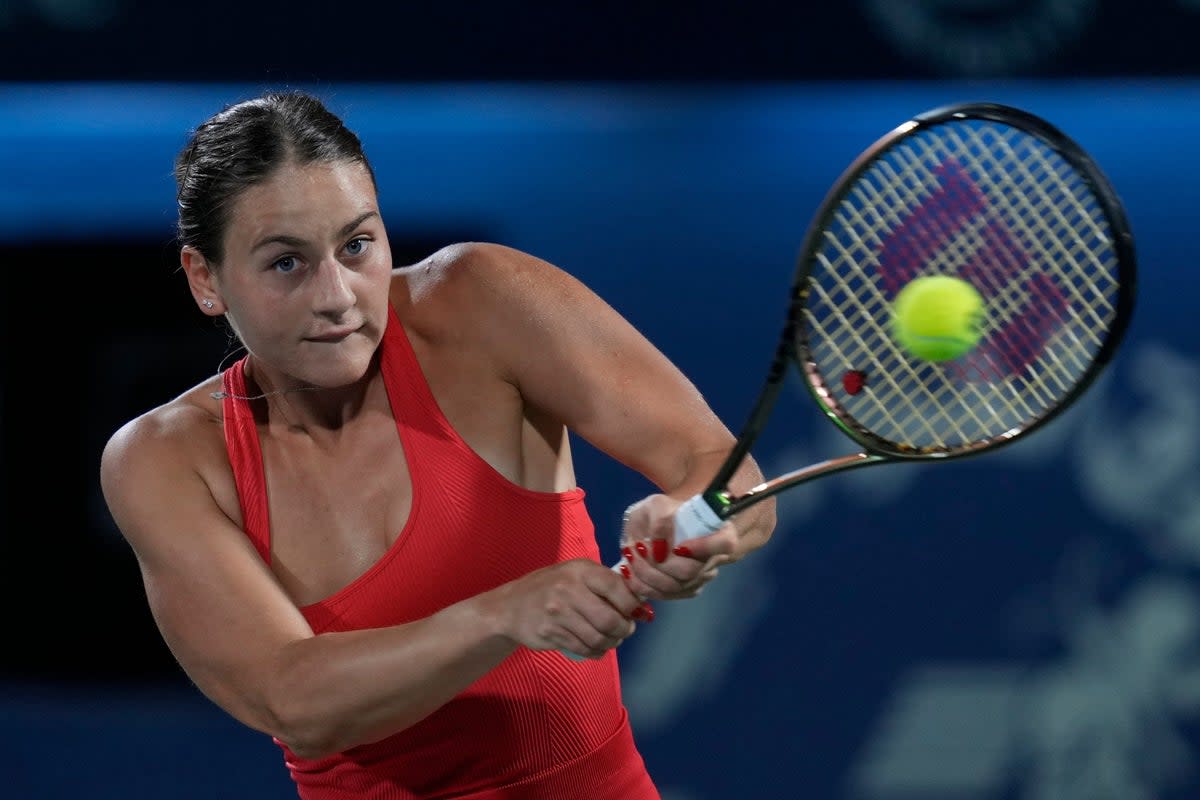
[250,211,380,253]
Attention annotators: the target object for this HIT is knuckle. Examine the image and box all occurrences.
[607,614,634,637]
[580,631,608,652]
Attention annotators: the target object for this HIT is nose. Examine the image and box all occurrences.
[312,257,355,317]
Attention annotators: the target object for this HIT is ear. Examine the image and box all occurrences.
[181,246,225,315]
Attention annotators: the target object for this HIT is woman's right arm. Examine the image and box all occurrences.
[100,405,642,759]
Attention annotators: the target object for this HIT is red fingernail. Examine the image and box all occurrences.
[642,603,655,623]
[673,545,693,558]
[622,547,634,562]
[635,541,649,559]
[619,564,631,579]
[652,538,668,563]
[631,606,646,621]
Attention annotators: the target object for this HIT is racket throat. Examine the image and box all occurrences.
[727,452,887,514]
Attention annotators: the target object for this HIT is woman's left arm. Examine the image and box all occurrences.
[453,242,777,598]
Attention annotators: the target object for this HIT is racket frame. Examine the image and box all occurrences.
[702,102,1137,521]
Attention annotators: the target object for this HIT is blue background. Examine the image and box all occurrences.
[2,3,1199,799]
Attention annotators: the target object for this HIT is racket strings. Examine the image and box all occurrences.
[932,125,1118,338]
[815,154,1009,444]
[940,130,1117,394]
[810,197,987,443]
[807,234,999,442]
[800,117,1124,452]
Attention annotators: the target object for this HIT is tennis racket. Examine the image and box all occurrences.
[639,101,1136,561]
[561,101,1136,659]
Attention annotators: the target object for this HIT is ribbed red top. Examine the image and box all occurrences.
[221,305,659,799]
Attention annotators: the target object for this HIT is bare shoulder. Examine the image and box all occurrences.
[100,380,234,548]
[392,241,605,338]
[397,240,585,301]
[102,381,222,471]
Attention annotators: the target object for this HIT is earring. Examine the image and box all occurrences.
[203,299,214,309]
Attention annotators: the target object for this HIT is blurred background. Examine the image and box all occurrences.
[2,1,1199,798]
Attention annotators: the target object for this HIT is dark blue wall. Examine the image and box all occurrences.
[3,1,1200,82]
[2,80,1198,800]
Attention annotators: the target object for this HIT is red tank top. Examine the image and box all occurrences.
[220,304,659,799]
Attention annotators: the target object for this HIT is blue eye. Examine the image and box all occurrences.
[345,238,369,257]
[273,255,298,274]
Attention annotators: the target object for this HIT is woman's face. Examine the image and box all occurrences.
[214,159,393,391]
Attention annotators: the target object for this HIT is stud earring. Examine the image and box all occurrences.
[203,299,214,309]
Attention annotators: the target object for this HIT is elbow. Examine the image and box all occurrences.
[282,737,343,763]
[257,660,360,760]
[262,693,347,760]
[273,702,419,761]
[260,671,426,761]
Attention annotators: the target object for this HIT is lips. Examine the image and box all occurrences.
[306,325,361,343]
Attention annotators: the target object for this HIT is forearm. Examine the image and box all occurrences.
[267,595,517,758]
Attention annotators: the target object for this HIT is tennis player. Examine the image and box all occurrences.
[99,90,776,799]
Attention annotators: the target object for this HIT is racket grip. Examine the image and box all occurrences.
[608,494,723,574]
[560,494,724,661]
[672,493,725,543]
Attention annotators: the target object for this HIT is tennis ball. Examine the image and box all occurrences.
[891,275,984,362]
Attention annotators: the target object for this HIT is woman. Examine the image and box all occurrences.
[100,90,775,799]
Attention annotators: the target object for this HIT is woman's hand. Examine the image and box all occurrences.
[487,558,649,660]
[617,493,738,601]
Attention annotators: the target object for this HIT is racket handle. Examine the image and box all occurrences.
[607,493,723,576]
[560,494,724,661]
[671,493,725,543]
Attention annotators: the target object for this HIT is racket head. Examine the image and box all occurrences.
[791,102,1136,460]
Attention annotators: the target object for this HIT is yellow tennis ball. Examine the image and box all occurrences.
[891,275,984,362]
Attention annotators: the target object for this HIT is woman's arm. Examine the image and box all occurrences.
[434,242,777,596]
[100,405,643,759]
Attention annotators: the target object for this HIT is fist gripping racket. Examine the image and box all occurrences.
[648,101,1137,550]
